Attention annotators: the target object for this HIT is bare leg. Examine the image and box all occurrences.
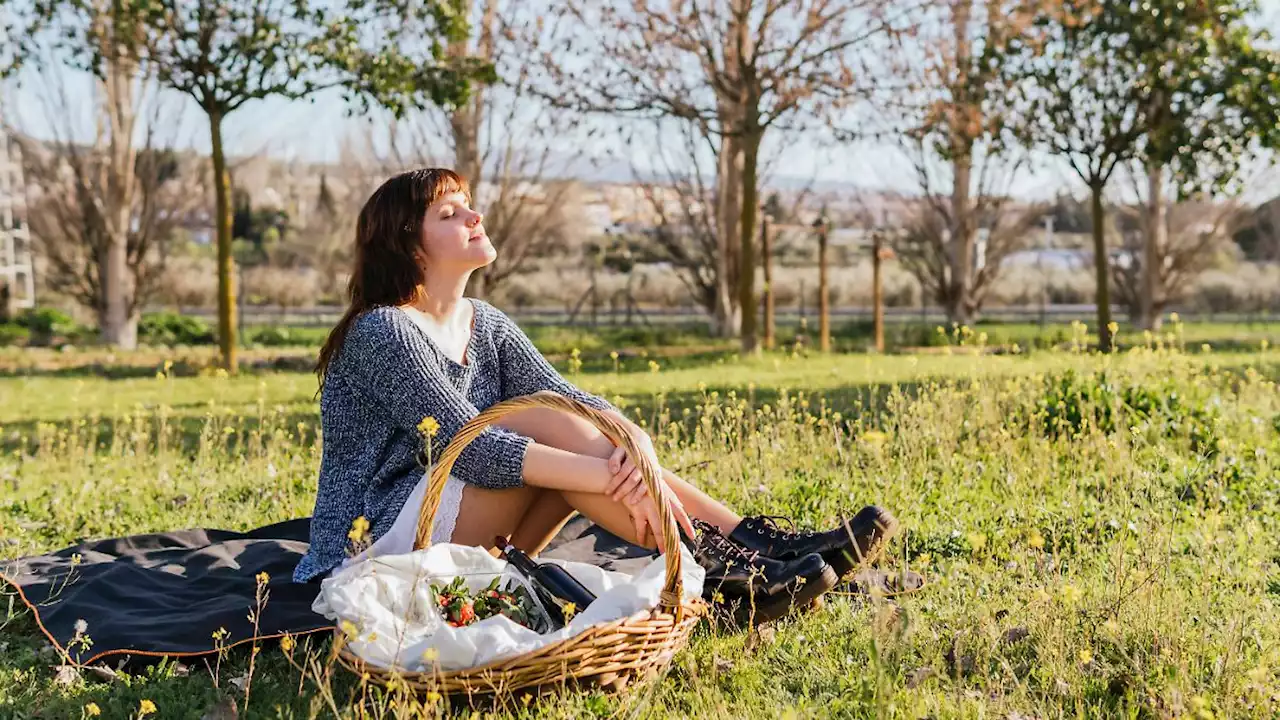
[446,407,743,552]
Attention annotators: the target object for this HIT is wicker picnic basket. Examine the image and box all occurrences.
[335,390,707,696]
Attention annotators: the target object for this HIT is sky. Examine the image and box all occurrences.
[4,0,1279,201]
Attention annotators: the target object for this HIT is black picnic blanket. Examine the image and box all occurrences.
[0,515,658,667]
[1,516,922,668]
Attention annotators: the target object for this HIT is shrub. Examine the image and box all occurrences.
[139,312,215,346]
[16,308,76,335]
[0,323,29,346]
[1030,370,1222,455]
[250,326,292,347]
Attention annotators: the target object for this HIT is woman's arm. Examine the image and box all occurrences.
[520,443,614,493]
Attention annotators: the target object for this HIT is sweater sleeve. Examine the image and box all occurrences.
[342,307,531,490]
[488,303,619,414]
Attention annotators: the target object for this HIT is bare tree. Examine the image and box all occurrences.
[25,1,149,346]
[537,0,893,351]
[895,189,1043,322]
[631,119,724,318]
[871,0,1038,325]
[1111,166,1250,322]
[18,77,205,333]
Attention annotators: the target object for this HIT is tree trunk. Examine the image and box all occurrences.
[714,135,741,338]
[946,0,975,329]
[1090,182,1114,352]
[872,231,884,353]
[818,221,830,352]
[1140,161,1165,331]
[448,0,491,188]
[210,109,238,371]
[99,20,138,349]
[761,210,774,350]
[738,130,760,353]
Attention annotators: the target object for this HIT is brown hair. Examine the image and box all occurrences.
[316,168,470,383]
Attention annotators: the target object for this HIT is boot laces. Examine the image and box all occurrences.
[694,520,761,567]
[754,515,817,540]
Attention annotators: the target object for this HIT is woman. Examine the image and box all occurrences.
[295,168,899,624]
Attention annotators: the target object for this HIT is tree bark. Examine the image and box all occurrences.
[1090,181,1114,352]
[713,135,741,338]
[738,129,760,353]
[99,13,138,349]
[946,0,975,328]
[448,0,491,189]
[873,231,884,353]
[1140,161,1166,331]
[818,220,830,352]
[210,109,238,371]
[761,209,774,350]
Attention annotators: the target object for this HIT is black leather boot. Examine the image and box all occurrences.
[729,505,900,579]
[692,519,837,625]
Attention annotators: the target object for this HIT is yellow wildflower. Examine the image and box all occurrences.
[417,416,440,438]
[966,533,987,553]
[422,647,439,662]
[1027,531,1045,550]
[562,602,577,621]
[341,620,359,638]
[139,699,157,716]
[609,350,619,360]
[85,703,101,717]
[1078,649,1093,665]
[280,634,296,653]
[256,571,269,587]
[426,691,442,704]
[348,516,370,543]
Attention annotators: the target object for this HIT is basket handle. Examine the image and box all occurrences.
[412,391,685,613]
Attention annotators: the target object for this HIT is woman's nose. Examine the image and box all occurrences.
[467,211,483,227]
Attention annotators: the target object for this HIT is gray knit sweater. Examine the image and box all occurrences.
[294,300,615,582]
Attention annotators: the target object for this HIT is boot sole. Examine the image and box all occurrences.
[829,508,901,580]
[729,563,839,627]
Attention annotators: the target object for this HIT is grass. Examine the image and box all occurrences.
[1,324,1279,718]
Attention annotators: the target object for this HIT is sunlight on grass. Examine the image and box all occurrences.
[2,337,1279,717]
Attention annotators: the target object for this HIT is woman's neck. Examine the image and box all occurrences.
[406,269,473,324]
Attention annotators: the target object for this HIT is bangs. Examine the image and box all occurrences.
[420,168,471,207]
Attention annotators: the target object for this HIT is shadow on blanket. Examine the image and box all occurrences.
[0,516,657,668]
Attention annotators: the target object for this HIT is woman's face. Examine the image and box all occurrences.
[418,191,495,269]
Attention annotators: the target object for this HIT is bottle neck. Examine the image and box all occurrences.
[501,542,540,576]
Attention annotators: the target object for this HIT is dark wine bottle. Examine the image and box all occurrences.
[496,536,597,629]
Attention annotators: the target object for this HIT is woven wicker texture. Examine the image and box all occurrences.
[337,391,705,696]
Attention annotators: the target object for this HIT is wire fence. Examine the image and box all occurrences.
[154,304,1279,329]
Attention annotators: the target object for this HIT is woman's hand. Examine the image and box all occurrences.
[626,481,696,554]
[605,425,662,506]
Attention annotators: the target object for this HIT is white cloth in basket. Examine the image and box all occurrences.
[336,469,462,573]
[314,541,704,672]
